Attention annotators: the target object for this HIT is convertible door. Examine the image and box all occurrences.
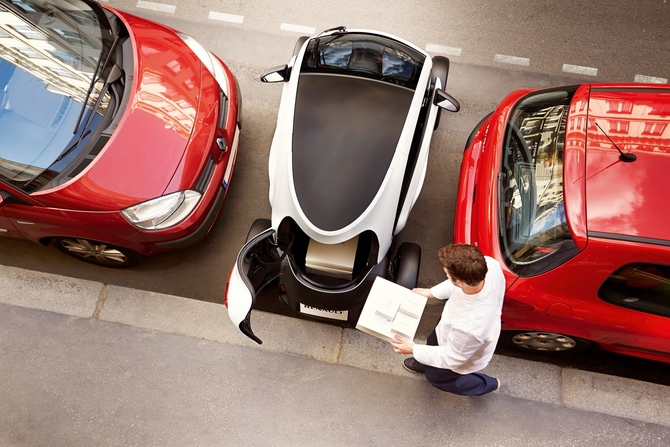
[225,228,281,344]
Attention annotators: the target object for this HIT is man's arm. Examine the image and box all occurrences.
[412,288,434,298]
[412,329,481,370]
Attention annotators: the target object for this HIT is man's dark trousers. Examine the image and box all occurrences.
[421,329,498,396]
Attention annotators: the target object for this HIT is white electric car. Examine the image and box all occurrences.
[226,27,459,343]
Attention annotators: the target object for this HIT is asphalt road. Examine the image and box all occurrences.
[5,304,669,446]
[2,0,670,384]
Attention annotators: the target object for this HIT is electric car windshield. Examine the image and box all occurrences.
[498,88,580,277]
[302,32,425,89]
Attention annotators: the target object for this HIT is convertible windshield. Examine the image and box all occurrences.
[499,88,580,276]
[0,0,113,191]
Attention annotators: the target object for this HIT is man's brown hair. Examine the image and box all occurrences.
[438,244,487,287]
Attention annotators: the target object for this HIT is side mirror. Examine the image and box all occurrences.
[434,89,460,112]
[260,65,290,83]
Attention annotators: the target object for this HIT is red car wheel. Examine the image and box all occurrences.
[53,237,141,268]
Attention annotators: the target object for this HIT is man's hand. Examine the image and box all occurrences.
[389,335,415,355]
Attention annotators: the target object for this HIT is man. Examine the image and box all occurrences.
[389,244,505,396]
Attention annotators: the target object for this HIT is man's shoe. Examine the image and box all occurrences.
[403,357,425,373]
[494,378,501,392]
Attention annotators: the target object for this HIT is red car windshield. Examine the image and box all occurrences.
[0,0,113,191]
[498,88,581,277]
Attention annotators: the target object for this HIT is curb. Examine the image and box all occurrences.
[1,264,669,427]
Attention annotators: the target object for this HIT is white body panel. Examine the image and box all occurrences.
[268,31,437,262]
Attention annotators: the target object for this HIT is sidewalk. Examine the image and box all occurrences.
[1,264,669,430]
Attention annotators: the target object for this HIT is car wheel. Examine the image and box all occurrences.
[431,56,450,130]
[53,237,141,268]
[501,330,592,354]
[392,242,421,289]
[246,218,272,242]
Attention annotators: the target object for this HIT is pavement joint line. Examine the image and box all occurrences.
[92,284,110,320]
[330,327,343,363]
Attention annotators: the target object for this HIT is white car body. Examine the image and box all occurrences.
[226,27,459,343]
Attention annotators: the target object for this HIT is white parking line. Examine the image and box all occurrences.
[494,54,530,66]
[425,44,462,57]
[634,74,668,84]
[136,1,176,14]
[280,23,316,35]
[562,64,598,77]
[208,11,244,24]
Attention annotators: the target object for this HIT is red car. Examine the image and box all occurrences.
[456,83,670,363]
[0,0,240,267]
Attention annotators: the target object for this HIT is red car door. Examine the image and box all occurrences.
[0,187,29,240]
[0,199,23,240]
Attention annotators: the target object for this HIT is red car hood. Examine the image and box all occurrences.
[585,86,670,242]
[34,11,204,211]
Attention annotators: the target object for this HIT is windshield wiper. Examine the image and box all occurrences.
[55,129,91,163]
[56,61,122,163]
[72,35,120,135]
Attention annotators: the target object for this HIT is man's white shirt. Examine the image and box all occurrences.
[412,257,505,374]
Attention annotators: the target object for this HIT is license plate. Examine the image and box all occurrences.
[299,304,348,321]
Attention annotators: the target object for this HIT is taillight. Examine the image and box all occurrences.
[224,266,235,307]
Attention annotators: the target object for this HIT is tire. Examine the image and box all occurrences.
[246,218,272,242]
[292,36,309,57]
[500,330,592,355]
[53,237,141,268]
[393,242,421,289]
[431,56,450,130]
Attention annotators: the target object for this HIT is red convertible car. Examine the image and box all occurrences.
[455,83,670,363]
[0,0,240,267]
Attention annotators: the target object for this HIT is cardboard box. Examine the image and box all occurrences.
[398,297,425,319]
[375,297,401,321]
[390,312,417,338]
[356,276,427,342]
[305,236,359,280]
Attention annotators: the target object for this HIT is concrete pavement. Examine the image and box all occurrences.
[1,263,669,440]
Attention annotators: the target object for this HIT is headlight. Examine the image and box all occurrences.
[177,33,229,95]
[121,190,201,230]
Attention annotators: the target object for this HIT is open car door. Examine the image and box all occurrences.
[225,225,281,344]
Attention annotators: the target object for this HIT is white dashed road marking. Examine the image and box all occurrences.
[116,2,668,83]
[634,74,668,84]
[425,44,462,57]
[494,54,530,66]
[562,64,598,77]
[208,11,244,24]
[136,1,175,14]
[280,23,316,34]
